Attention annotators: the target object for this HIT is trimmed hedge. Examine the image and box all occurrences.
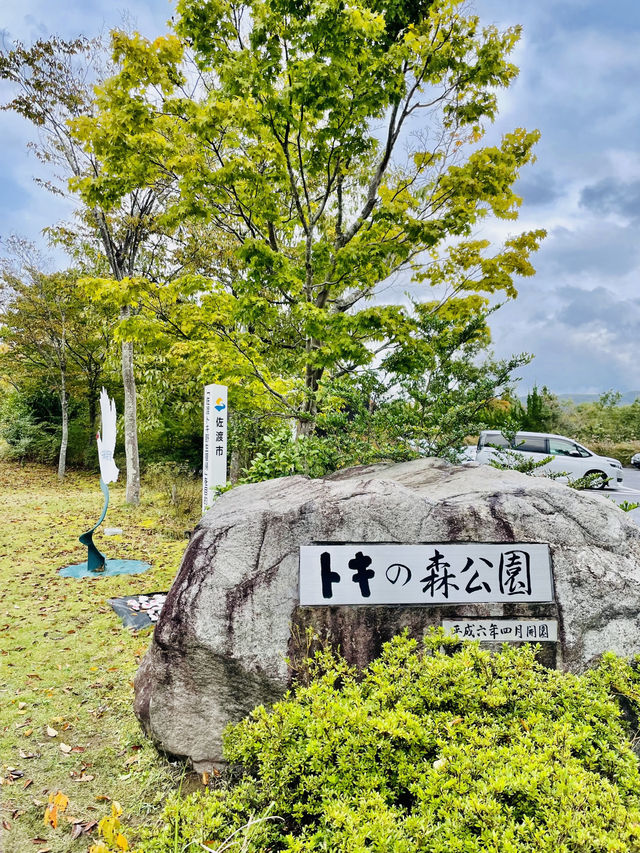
[144,635,640,852]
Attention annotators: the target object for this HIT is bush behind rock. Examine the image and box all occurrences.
[587,440,640,467]
[142,634,640,852]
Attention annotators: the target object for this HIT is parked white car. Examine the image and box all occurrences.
[475,431,623,489]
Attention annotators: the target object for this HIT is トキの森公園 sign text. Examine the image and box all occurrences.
[299,543,553,605]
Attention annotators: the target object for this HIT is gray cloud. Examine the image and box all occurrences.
[580,178,640,222]
[515,171,564,207]
[534,222,640,278]
[477,0,640,393]
[483,0,640,186]
[517,332,638,394]
[489,282,640,394]
[555,285,640,332]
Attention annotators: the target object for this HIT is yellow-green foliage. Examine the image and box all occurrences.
[145,636,640,853]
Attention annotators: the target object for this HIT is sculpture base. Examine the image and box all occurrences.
[59,559,151,579]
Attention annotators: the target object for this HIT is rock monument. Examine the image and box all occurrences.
[134,459,640,769]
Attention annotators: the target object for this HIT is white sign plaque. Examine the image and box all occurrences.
[443,619,558,642]
[299,543,553,606]
[202,383,228,513]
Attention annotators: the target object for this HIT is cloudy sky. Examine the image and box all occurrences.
[1,0,639,394]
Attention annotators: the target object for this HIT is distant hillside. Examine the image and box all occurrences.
[557,391,640,406]
[517,391,640,406]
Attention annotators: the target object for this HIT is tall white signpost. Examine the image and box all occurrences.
[202,384,228,513]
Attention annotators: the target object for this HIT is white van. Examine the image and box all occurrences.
[475,431,623,489]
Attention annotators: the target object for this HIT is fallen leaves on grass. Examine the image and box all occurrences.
[3,768,24,783]
[70,769,95,782]
[19,749,38,759]
[1,461,182,848]
[70,819,98,840]
[43,790,69,829]
[91,802,129,852]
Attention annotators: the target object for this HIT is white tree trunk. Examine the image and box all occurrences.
[295,418,314,439]
[120,306,140,505]
[230,447,241,483]
[58,371,68,481]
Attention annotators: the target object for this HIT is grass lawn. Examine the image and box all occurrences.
[0,460,200,852]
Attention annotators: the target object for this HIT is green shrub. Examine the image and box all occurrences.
[143,635,640,852]
[139,462,204,538]
[488,448,609,490]
[0,388,96,466]
[144,462,201,514]
[0,396,59,463]
[0,388,63,463]
[241,427,338,482]
[586,441,640,467]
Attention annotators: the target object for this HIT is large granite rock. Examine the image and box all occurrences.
[134,459,640,769]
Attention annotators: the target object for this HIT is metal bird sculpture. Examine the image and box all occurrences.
[96,388,119,485]
[79,388,119,572]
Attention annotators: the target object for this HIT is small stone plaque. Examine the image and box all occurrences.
[299,543,553,606]
[442,619,558,642]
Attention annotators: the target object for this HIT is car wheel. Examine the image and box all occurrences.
[585,469,608,489]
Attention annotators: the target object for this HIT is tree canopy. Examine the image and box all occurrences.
[72,0,545,435]
[0,245,113,476]
[0,34,179,501]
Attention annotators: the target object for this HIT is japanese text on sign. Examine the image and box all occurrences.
[442,619,558,642]
[299,544,553,605]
